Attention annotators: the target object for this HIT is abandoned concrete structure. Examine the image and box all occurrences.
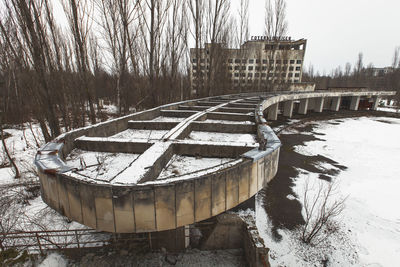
[35,88,395,236]
[190,37,307,91]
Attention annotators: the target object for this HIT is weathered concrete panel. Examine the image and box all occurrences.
[56,174,70,217]
[38,172,50,207]
[133,189,156,232]
[238,163,251,202]
[257,160,265,190]
[211,173,226,216]
[94,187,115,232]
[175,181,195,227]
[65,179,83,223]
[249,162,258,196]
[226,167,239,210]
[155,185,176,231]
[80,183,97,229]
[113,187,135,233]
[46,174,59,210]
[194,177,212,222]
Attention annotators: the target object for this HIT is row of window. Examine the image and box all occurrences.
[192,58,302,65]
[193,79,300,85]
[231,72,300,78]
[193,66,301,71]
[193,72,300,78]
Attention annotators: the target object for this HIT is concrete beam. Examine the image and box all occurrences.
[267,103,278,121]
[298,99,309,115]
[283,101,294,118]
[314,97,324,113]
[161,110,197,118]
[330,96,341,111]
[191,122,256,134]
[207,112,255,122]
[350,96,360,111]
[128,120,179,130]
[372,96,380,110]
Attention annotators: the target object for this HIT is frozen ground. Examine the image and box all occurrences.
[256,116,400,267]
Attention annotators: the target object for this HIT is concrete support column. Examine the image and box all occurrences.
[283,101,294,118]
[314,97,324,113]
[267,103,278,121]
[350,96,360,110]
[372,96,380,110]
[330,96,341,111]
[298,99,309,115]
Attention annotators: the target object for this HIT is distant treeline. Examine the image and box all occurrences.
[303,52,400,99]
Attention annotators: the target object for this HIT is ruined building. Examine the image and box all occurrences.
[190,37,308,93]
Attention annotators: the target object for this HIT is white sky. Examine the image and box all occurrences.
[243,0,400,73]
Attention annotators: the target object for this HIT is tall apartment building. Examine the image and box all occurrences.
[190,37,307,92]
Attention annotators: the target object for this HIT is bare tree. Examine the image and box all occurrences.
[264,0,288,38]
[94,0,141,114]
[188,0,206,97]
[300,178,346,245]
[62,0,97,124]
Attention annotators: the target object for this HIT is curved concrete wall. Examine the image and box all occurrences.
[35,90,395,233]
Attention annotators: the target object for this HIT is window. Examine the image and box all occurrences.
[234,73,239,77]
[192,58,197,63]
[289,66,294,71]
[234,66,240,70]
[276,60,281,64]
[249,59,254,64]
[200,59,205,63]
[263,59,267,64]
[255,66,260,71]
[270,60,274,64]
[296,66,301,71]
[242,66,246,70]
[256,59,260,64]
[242,59,247,63]
[261,73,266,77]
[248,73,253,77]
[294,79,299,83]
[200,66,205,70]
[235,59,241,63]
[283,60,288,64]
[290,60,295,64]
[234,79,239,83]
[193,66,198,70]
[262,66,267,71]
[228,59,233,63]
[248,66,253,71]
[295,73,300,77]
[297,60,302,64]
[241,73,246,77]
[228,66,233,70]
[255,73,260,77]
[281,73,286,77]
[268,73,274,77]
[288,72,293,77]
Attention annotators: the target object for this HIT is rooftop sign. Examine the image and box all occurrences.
[250,36,291,41]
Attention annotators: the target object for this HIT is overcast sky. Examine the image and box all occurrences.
[243,0,400,73]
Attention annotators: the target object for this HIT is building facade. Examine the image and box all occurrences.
[190,37,307,93]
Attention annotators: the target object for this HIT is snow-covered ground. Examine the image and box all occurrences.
[256,116,400,267]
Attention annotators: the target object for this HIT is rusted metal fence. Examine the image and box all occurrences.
[0,229,113,254]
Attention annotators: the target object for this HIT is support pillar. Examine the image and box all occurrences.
[330,96,341,111]
[298,99,309,115]
[350,96,360,111]
[372,96,380,110]
[283,101,294,118]
[314,97,324,113]
[267,103,278,121]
